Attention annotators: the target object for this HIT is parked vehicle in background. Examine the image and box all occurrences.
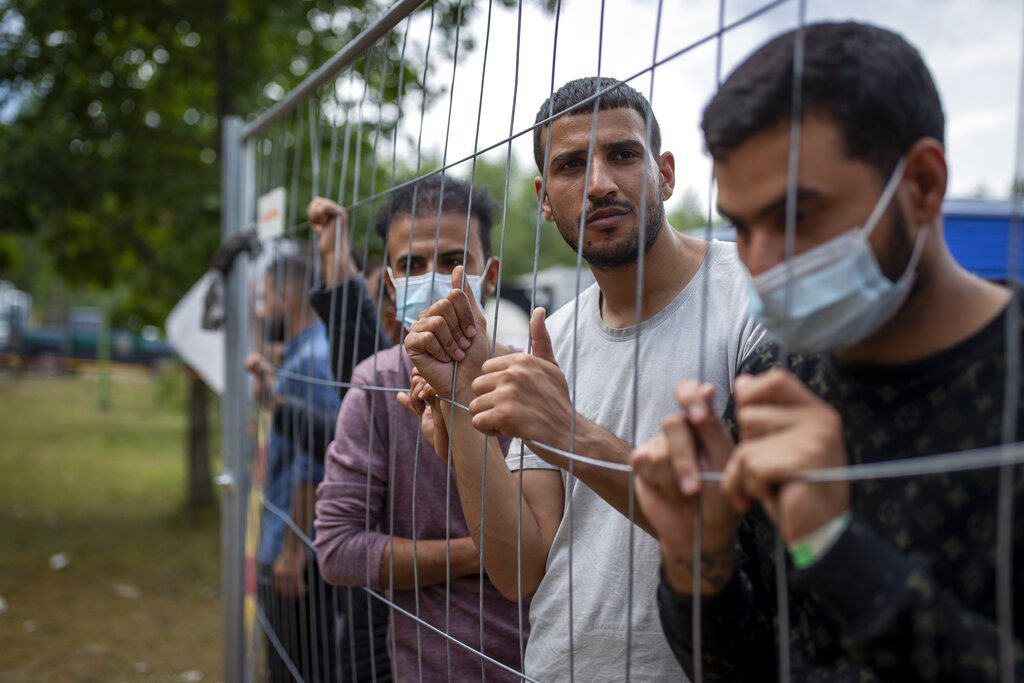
[0,291,176,371]
[0,281,31,353]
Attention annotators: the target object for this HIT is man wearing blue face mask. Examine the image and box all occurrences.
[313,175,527,682]
[631,22,1024,682]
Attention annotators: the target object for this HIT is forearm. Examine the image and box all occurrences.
[530,414,656,535]
[309,279,389,394]
[284,483,316,555]
[657,511,775,681]
[796,517,1024,681]
[443,399,552,601]
[661,539,737,597]
[378,536,478,590]
[313,477,390,589]
[658,563,772,682]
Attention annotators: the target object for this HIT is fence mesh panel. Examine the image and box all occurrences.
[216,1,1024,681]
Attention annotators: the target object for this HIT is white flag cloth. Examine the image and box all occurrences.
[166,272,225,394]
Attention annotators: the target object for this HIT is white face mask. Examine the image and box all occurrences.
[745,158,926,354]
[387,258,492,330]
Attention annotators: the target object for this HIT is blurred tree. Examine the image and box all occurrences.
[668,187,709,233]
[0,0,543,512]
[469,153,577,276]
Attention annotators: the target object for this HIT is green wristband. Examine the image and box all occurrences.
[790,543,817,570]
[789,512,852,570]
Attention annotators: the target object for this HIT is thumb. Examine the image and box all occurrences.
[451,266,475,300]
[451,265,466,292]
[529,308,556,365]
[334,208,349,238]
[451,265,484,317]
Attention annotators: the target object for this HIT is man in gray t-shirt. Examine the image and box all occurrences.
[403,77,762,681]
[503,239,759,681]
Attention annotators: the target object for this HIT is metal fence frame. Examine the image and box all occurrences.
[219,4,428,679]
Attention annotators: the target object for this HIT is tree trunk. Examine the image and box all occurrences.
[186,367,214,512]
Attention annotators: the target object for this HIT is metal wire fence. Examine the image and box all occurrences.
[216,1,1024,681]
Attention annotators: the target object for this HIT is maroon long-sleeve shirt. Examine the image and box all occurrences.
[314,345,527,682]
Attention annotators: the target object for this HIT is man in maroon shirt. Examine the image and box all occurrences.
[313,175,526,682]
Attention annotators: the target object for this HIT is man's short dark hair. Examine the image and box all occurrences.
[266,252,312,292]
[374,174,496,259]
[702,21,945,176]
[533,77,662,172]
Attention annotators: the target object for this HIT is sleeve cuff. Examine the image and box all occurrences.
[789,511,851,569]
[792,516,915,636]
[505,438,560,472]
[658,561,748,618]
[362,530,390,590]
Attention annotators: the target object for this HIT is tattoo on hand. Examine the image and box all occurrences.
[673,547,735,591]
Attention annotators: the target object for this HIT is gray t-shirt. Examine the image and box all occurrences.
[507,240,764,682]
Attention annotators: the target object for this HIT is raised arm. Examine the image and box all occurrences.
[403,268,564,601]
[467,310,650,533]
[307,196,390,398]
[442,407,564,602]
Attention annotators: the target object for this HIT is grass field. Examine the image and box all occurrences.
[0,368,222,683]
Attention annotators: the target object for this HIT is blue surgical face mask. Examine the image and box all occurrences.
[745,158,926,354]
[388,259,492,330]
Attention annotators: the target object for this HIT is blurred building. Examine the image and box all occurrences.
[686,198,1024,282]
[944,198,1023,279]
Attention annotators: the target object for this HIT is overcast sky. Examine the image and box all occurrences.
[388,0,1024,216]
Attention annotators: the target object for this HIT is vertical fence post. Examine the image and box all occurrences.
[220,114,252,683]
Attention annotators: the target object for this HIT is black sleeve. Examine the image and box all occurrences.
[791,517,1024,682]
[308,276,391,401]
[273,395,336,464]
[658,506,780,682]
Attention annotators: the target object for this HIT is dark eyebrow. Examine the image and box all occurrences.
[606,138,644,154]
[550,137,645,169]
[395,253,422,267]
[718,187,823,227]
[438,248,468,260]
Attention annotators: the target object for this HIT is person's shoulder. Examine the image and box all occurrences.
[545,282,600,335]
[287,324,328,364]
[685,240,756,333]
[705,240,748,288]
[738,340,824,383]
[737,341,778,376]
[351,344,406,384]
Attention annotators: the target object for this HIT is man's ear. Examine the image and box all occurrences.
[658,151,676,202]
[534,176,555,223]
[483,257,501,297]
[383,268,397,302]
[903,138,946,230]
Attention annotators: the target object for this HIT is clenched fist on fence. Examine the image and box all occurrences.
[307,196,358,287]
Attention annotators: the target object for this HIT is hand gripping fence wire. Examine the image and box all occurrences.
[217,1,1024,681]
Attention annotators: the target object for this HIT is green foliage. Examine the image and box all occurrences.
[0,0,532,323]
[0,231,16,270]
[0,372,221,679]
[152,360,188,411]
[469,152,578,276]
[668,187,709,233]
